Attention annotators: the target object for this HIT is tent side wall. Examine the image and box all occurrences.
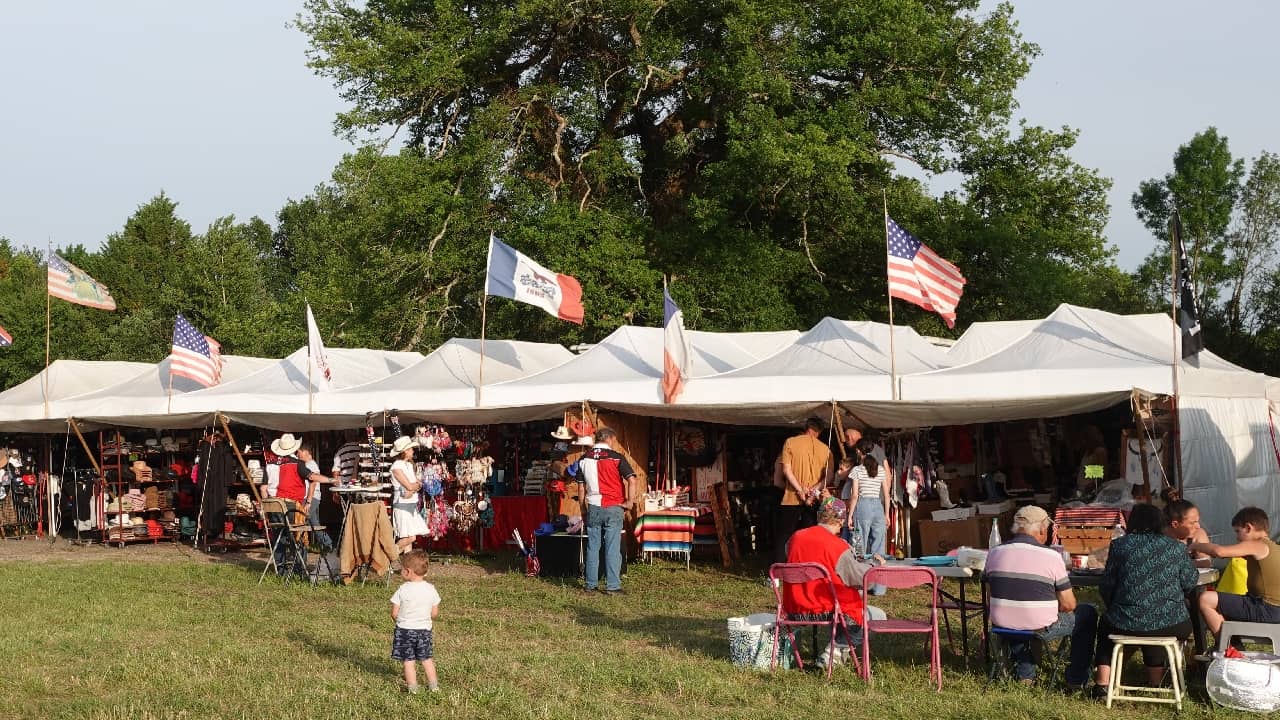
[1180,395,1280,544]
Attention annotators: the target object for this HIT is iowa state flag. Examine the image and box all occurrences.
[484,234,584,324]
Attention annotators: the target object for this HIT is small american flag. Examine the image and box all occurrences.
[170,314,222,387]
[0,325,11,347]
[47,253,116,310]
[886,217,966,328]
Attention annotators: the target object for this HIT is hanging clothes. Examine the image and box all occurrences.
[1125,436,1166,489]
[196,438,237,538]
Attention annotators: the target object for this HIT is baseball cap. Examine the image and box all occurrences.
[1013,505,1050,527]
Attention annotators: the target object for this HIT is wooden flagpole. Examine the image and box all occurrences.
[1168,213,1185,493]
[883,190,899,400]
[44,241,52,418]
[477,233,494,408]
[306,301,314,415]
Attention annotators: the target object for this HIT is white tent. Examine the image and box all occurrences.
[478,326,801,420]
[593,318,953,425]
[0,360,152,433]
[68,355,276,430]
[312,338,574,424]
[164,347,423,430]
[946,319,1041,364]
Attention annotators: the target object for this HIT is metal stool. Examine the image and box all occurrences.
[1105,635,1185,710]
[988,627,1069,686]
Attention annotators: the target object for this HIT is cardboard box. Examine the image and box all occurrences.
[932,507,975,521]
[977,500,1015,515]
[917,518,981,555]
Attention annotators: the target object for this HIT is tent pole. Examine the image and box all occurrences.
[219,414,263,505]
[1168,215,1184,494]
[883,190,899,400]
[67,418,102,477]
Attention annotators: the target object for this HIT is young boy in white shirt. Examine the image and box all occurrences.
[390,550,441,693]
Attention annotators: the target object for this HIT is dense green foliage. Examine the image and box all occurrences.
[0,1,1275,387]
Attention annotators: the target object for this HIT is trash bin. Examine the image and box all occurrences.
[728,613,790,671]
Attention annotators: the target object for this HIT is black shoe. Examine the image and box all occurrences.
[1088,685,1108,701]
[605,588,625,596]
[583,587,599,594]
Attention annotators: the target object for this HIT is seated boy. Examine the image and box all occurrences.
[1192,506,1280,638]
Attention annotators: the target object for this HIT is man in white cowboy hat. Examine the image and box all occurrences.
[268,433,313,505]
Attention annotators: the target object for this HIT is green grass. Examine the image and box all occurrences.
[0,546,1253,719]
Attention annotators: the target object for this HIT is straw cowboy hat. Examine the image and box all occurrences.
[391,435,416,455]
[573,435,595,446]
[550,425,573,441]
[270,433,302,457]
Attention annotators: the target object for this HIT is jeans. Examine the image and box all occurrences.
[854,498,887,595]
[307,497,333,552]
[585,504,624,591]
[1006,604,1098,686]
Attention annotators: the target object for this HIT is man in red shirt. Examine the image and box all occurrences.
[579,428,636,594]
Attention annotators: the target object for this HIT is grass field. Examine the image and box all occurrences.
[0,542,1254,720]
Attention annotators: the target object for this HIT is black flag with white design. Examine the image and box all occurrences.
[1173,211,1204,359]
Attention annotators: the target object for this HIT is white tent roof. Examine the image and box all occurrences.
[68,355,277,430]
[0,360,152,433]
[312,338,573,423]
[478,326,800,418]
[869,304,1269,426]
[164,347,422,430]
[947,319,1041,364]
[589,318,952,425]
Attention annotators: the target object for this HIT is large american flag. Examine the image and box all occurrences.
[170,314,223,387]
[886,217,966,328]
[47,253,116,310]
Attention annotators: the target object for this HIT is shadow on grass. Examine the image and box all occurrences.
[288,630,388,678]
[569,606,729,658]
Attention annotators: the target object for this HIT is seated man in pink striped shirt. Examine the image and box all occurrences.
[985,506,1096,688]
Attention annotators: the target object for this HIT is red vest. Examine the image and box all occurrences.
[276,461,307,503]
[783,525,865,618]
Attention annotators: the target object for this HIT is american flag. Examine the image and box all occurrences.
[170,314,222,387]
[0,325,10,347]
[886,217,966,328]
[47,253,116,310]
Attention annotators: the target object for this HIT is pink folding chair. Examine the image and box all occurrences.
[768,562,862,678]
[860,566,943,691]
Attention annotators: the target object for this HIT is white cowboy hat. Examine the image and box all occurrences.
[270,433,302,457]
[550,425,573,441]
[391,436,416,455]
[573,435,595,446]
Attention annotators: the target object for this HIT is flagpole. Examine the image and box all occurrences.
[306,301,314,414]
[1168,212,1184,493]
[44,240,52,418]
[883,190,899,401]
[477,234,494,408]
[167,360,175,414]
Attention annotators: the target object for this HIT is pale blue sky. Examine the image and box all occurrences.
[1,1,1275,269]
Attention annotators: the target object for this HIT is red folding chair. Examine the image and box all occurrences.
[860,566,943,691]
[768,562,862,678]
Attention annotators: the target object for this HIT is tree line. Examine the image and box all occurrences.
[0,1,1276,391]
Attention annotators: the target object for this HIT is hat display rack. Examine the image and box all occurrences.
[0,439,43,538]
[95,428,195,548]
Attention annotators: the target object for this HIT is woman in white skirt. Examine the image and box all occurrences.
[390,436,429,553]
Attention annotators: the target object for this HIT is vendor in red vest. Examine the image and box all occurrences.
[783,497,884,627]
[269,433,312,505]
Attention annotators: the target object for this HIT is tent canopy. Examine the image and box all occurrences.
[479,326,800,418]
[69,355,277,430]
[947,319,1041,364]
[0,360,153,433]
[312,338,574,423]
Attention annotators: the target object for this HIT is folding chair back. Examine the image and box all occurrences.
[768,562,861,678]
[860,565,942,690]
[259,498,306,584]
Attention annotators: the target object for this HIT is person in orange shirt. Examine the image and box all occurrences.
[773,417,834,563]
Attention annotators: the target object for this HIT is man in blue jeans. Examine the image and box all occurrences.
[579,428,636,595]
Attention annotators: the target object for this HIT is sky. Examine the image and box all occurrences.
[1,1,1276,270]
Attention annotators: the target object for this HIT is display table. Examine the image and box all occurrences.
[635,507,711,568]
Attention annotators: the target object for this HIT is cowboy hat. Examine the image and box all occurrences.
[573,435,595,446]
[270,433,302,457]
[550,425,573,441]
[391,435,416,455]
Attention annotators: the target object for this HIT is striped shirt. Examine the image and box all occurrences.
[985,534,1070,630]
[331,443,362,483]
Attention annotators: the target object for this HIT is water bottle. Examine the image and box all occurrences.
[988,521,1002,548]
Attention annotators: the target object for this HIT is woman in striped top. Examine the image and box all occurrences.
[843,439,890,595]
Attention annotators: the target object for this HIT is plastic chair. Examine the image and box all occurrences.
[768,562,862,678]
[861,566,943,690]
